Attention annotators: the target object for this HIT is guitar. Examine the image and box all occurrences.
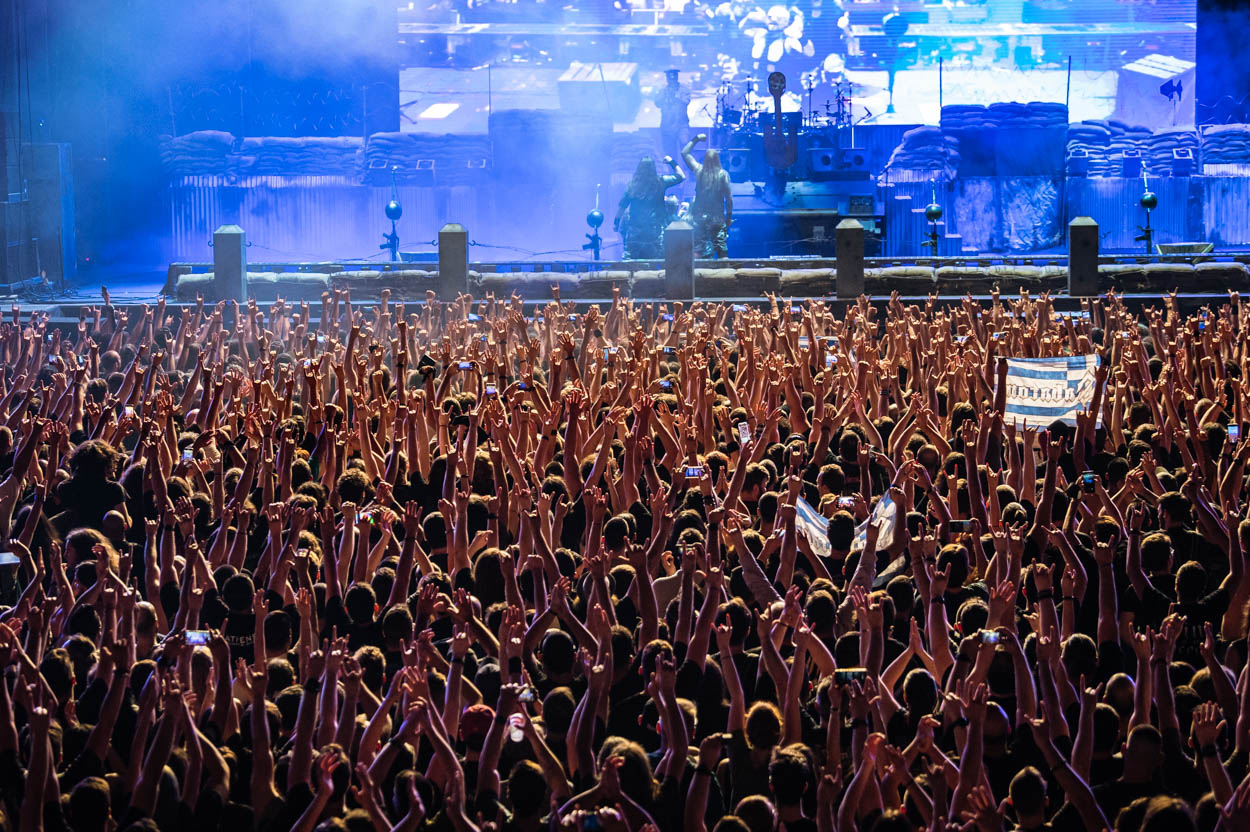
[761,71,798,170]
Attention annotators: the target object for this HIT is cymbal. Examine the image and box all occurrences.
[826,78,887,97]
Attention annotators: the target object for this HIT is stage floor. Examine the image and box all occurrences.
[399,65,1123,135]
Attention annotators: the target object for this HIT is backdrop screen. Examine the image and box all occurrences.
[398,0,1198,131]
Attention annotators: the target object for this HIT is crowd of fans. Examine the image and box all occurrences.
[2,285,1250,832]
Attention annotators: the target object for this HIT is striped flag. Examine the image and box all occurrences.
[795,497,831,558]
[1003,355,1100,427]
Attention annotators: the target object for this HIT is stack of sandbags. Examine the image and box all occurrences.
[940,102,1068,130]
[780,268,834,296]
[159,131,236,176]
[1065,120,1115,177]
[1064,119,1163,177]
[473,272,582,300]
[233,136,362,177]
[986,101,1068,129]
[939,104,989,131]
[1202,124,1250,166]
[695,267,780,296]
[363,132,493,186]
[885,126,961,178]
[1143,128,1199,176]
[332,270,437,298]
[1106,120,1153,169]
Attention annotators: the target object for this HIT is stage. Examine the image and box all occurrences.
[9,0,1237,294]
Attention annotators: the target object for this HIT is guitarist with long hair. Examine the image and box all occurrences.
[614,155,686,260]
[681,134,734,259]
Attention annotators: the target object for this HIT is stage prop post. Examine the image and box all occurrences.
[214,225,247,301]
[438,223,469,299]
[1068,217,1099,297]
[664,221,694,300]
[835,219,865,298]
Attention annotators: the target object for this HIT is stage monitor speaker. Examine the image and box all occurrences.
[811,147,870,181]
[810,147,837,174]
[840,147,869,172]
[724,148,752,182]
[1157,241,1214,254]
[1122,149,1143,178]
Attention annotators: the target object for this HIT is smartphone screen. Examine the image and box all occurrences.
[458,361,472,370]
[685,466,704,479]
[185,630,210,646]
[737,422,751,445]
[1230,424,1241,443]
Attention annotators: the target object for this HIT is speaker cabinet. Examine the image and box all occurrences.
[23,143,76,287]
[723,148,752,182]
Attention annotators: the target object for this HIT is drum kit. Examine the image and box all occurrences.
[710,69,881,185]
[713,71,877,147]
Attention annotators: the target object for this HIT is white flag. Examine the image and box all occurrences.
[851,491,898,555]
[795,496,831,558]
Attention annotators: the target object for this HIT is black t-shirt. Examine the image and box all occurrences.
[1173,588,1229,666]
[1119,577,1173,632]
[223,611,256,664]
[1168,527,1228,591]
[321,594,383,649]
[55,476,126,531]
[254,781,314,832]
[727,728,771,805]
[1078,779,1165,827]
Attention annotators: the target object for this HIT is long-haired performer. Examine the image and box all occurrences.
[681,134,733,259]
[614,155,686,260]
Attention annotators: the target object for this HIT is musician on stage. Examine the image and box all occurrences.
[614,155,686,259]
[655,69,693,162]
[681,134,733,259]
